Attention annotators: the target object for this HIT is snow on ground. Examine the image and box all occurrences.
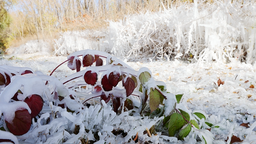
[2,54,256,143]
[2,0,256,143]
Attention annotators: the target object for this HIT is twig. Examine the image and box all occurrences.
[146,128,152,137]
[134,132,138,141]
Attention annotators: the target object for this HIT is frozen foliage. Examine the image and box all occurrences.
[7,40,51,55]
[49,0,256,64]
[2,0,256,143]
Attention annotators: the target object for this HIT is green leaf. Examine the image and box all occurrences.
[163,115,171,127]
[193,112,206,120]
[179,109,190,122]
[168,113,186,136]
[157,85,166,91]
[178,124,192,140]
[190,119,199,129]
[203,136,207,144]
[139,84,143,92]
[149,88,164,112]
[205,122,213,127]
[131,75,138,87]
[175,94,183,103]
[139,71,151,84]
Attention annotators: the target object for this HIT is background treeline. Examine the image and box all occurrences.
[0,0,218,51]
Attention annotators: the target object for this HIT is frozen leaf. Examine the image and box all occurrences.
[175,94,183,103]
[217,78,224,86]
[139,71,151,84]
[0,73,5,85]
[101,75,113,91]
[124,99,133,110]
[113,97,121,113]
[83,54,94,67]
[94,85,102,93]
[100,93,110,103]
[75,59,81,72]
[131,75,138,87]
[205,122,213,127]
[24,94,44,118]
[168,113,186,136]
[4,73,11,86]
[21,70,33,75]
[163,115,171,127]
[5,109,32,135]
[94,55,99,62]
[67,56,75,70]
[139,84,143,92]
[226,135,243,143]
[157,85,166,91]
[190,119,199,129]
[193,112,206,120]
[149,88,164,112]
[240,123,250,128]
[84,70,98,86]
[250,84,254,88]
[96,58,103,66]
[179,109,190,122]
[123,77,136,97]
[108,72,120,87]
[245,80,249,83]
[178,124,191,140]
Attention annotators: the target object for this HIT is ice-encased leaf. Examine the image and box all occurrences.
[67,56,81,72]
[100,93,110,103]
[168,113,186,136]
[4,73,11,86]
[139,71,151,84]
[75,59,81,72]
[123,77,136,97]
[149,88,164,112]
[5,109,32,136]
[113,97,121,113]
[175,94,183,103]
[194,112,206,120]
[83,54,94,67]
[96,57,103,66]
[0,73,5,85]
[178,124,192,140]
[0,131,19,144]
[179,109,190,122]
[190,119,200,129]
[131,75,138,87]
[157,85,166,91]
[21,70,33,75]
[24,94,44,118]
[84,70,98,86]
[108,72,120,87]
[101,75,113,91]
[67,56,75,70]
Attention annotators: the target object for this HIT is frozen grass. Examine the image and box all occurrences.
[9,0,256,64]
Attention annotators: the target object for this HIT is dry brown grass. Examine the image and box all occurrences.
[8,0,243,48]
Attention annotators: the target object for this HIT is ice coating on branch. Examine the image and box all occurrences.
[164,93,176,116]
[0,130,19,144]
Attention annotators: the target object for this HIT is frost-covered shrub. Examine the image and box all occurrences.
[0,50,217,143]
[106,0,256,63]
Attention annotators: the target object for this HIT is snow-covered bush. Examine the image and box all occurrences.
[0,50,216,143]
[51,1,256,64]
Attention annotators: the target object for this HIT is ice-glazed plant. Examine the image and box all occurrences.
[0,50,216,143]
